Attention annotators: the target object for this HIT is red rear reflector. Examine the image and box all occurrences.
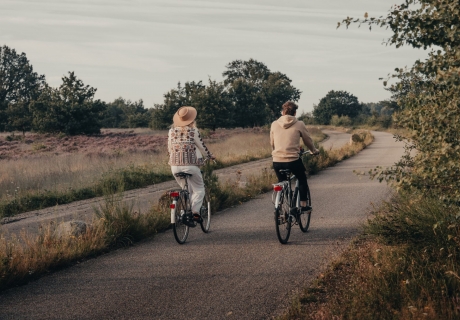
[170,204,176,209]
[170,192,179,198]
[273,185,282,192]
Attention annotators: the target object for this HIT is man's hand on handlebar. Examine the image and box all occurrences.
[300,147,319,156]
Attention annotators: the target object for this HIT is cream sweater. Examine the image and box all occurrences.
[168,126,212,166]
[270,115,317,162]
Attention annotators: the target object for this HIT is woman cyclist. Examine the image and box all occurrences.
[270,101,319,212]
[168,106,215,227]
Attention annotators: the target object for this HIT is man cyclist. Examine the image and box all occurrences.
[270,101,319,212]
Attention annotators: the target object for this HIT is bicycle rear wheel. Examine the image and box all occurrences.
[298,184,311,233]
[275,188,291,244]
[200,189,211,233]
[173,192,190,244]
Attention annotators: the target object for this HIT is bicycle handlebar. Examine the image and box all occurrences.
[299,149,317,156]
[204,156,217,164]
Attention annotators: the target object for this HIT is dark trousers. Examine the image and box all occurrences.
[273,158,309,202]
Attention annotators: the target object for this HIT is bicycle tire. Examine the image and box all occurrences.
[173,191,190,244]
[200,190,211,233]
[275,188,291,244]
[298,184,311,233]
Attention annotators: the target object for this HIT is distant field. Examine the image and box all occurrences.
[0,126,324,207]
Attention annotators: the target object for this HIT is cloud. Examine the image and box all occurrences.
[0,0,427,110]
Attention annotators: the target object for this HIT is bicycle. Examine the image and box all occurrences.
[272,151,313,244]
[169,166,212,244]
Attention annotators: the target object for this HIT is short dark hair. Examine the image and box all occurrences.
[282,101,298,116]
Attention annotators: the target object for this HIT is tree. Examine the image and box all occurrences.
[194,79,233,130]
[223,59,301,127]
[342,0,460,203]
[313,90,360,125]
[31,72,104,135]
[5,102,33,134]
[0,45,46,133]
[262,72,301,123]
[227,78,265,127]
[150,81,205,129]
[101,98,150,128]
[223,59,271,85]
[297,111,315,125]
[151,59,301,129]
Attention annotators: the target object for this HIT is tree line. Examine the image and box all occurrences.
[0,47,304,134]
[1,44,394,135]
[0,45,157,135]
[297,90,395,128]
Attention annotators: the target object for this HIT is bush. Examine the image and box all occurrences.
[330,114,352,127]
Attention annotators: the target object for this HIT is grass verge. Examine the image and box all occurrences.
[278,192,460,320]
[0,166,172,219]
[0,131,372,292]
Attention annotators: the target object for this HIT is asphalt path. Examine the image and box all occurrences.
[0,131,402,320]
[320,129,352,151]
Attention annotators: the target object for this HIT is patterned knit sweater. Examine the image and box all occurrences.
[168,126,213,166]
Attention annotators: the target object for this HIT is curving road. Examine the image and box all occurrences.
[320,129,351,151]
[0,132,403,320]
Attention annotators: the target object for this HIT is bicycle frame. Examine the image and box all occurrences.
[170,177,189,224]
[273,175,300,210]
[169,167,211,225]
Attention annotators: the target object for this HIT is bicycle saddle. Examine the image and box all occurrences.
[278,169,292,174]
[174,172,192,178]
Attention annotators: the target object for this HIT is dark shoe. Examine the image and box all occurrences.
[301,205,312,212]
[192,213,202,222]
[183,213,196,227]
[290,207,299,216]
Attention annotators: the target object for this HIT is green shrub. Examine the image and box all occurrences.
[330,114,352,127]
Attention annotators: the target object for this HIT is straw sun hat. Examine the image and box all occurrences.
[173,106,197,127]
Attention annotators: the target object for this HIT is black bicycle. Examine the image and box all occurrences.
[169,171,211,244]
[272,151,312,244]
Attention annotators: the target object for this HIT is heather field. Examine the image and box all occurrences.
[0,127,325,212]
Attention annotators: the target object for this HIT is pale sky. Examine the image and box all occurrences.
[0,0,428,113]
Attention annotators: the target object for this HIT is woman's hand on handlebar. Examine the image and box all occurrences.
[205,155,217,163]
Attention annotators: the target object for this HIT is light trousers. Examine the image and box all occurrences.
[171,165,205,213]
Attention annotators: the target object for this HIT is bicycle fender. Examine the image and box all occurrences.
[171,200,177,224]
[274,191,282,208]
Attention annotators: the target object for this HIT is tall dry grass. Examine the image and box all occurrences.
[0,127,325,217]
[0,130,272,202]
[279,194,460,320]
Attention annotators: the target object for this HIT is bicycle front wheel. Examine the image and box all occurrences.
[298,184,311,233]
[275,189,291,244]
[173,192,190,244]
[200,190,211,233]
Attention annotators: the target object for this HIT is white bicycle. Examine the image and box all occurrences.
[272,151,312,244]
[169,166,212,244]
